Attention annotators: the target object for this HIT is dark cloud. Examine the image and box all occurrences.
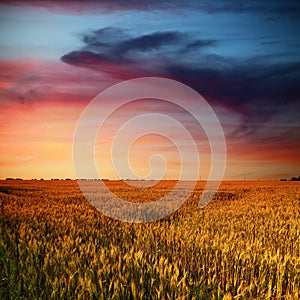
[61,27,217,78]
[81,27,127,49]
[61,50,146,79]
[76,28,189,60]
[61,27,300,132]
[62,27,216,64]
[61,50,128,66]
[115,31,185,55]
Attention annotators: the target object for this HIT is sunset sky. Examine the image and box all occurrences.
[0,1,299,180]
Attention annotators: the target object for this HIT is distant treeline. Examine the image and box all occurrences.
[4,178,110,181]
[280,176,300,181]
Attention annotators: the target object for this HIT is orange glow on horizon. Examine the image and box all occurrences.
[0,60,299,181]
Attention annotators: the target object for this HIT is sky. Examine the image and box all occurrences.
[0,0,299,180]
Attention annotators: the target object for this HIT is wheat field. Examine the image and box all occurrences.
[0,180,299,299]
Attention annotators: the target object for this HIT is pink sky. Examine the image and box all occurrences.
[0,60,298,180]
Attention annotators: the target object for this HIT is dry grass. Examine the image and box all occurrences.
[0,180,299,299]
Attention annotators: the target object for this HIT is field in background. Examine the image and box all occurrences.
[0,180,299,299]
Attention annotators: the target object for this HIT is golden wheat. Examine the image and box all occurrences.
[0,180,299,299]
